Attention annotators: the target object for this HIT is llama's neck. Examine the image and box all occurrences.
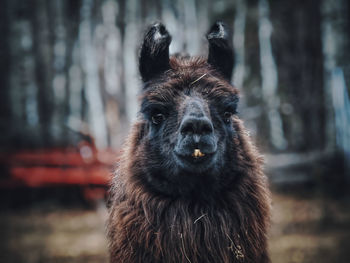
[120,180,268,263]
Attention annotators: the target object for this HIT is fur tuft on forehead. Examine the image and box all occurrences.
[142,56,238,101]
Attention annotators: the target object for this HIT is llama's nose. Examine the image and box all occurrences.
[180,116,214,137]
[176,110,217,157]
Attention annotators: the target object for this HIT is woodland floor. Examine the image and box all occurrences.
[1,188,349,263]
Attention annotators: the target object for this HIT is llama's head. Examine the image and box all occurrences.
[132,22,244,199]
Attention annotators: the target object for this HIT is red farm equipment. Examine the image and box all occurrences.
[0,141,119,202]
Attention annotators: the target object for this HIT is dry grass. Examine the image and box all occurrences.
[269,191,350,263]
[1,190,349,263]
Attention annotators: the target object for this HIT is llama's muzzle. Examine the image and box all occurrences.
[192,149,205,158]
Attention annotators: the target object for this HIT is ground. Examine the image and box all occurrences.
[1,189,349,263]
[269,190,350,263]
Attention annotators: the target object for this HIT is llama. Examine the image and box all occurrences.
[108,22,271,263]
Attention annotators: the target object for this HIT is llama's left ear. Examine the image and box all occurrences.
[139,23,172,82]
[207,22,234,81]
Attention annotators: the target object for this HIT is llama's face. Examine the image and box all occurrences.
[140,71,239,172]
[136,22,239,197]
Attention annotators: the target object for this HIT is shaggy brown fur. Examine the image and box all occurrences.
[108,23,271,263]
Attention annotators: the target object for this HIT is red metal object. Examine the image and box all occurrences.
[0,143,119,188]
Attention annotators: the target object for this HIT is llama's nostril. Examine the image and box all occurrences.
[180,117,214,136]
[181,123,194,135]
[201,122,213,134]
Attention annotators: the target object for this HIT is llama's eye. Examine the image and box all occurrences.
[223,112,232,123]
[152,113,165,125]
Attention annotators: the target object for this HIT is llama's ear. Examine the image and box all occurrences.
[139,23,172,82]
[206,21,234,81]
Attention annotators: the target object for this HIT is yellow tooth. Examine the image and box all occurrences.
[192,149,205,158]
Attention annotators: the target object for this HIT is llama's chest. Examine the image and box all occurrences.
[115,202,247,263]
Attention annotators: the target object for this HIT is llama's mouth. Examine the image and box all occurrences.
[174,149,216,170]
[192,149,205,158]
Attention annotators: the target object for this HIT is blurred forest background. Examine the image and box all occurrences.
[0,0,349,262]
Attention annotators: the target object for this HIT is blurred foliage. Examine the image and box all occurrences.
[0,0,349,154]
[0,0,349,184]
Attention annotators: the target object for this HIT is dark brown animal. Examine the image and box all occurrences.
[108,22,271,263]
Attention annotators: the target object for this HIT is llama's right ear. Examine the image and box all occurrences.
[139,23,172,82]
[206,22,234,81]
